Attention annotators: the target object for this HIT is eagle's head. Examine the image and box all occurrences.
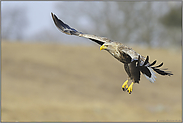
[100,42,119,52]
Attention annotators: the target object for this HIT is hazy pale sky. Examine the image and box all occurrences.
[1,1,181,47]
[2,1,57,38]
[1,1,95,45]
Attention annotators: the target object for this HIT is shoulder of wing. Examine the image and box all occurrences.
[118,45,138,60]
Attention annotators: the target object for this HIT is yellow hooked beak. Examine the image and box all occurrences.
[100,45,107,50]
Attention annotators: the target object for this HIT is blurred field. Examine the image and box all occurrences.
[1,41,182,122]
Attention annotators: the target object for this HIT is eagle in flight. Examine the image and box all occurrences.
[51,13,173,94]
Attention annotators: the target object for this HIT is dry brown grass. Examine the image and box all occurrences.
[1,41,182,122]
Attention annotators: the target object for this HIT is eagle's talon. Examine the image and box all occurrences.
[122,88,127,91]
[122,80,129,91]
[127,82,134,94]
[127,90,132,94]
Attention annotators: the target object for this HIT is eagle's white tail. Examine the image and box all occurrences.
[143,67,156,83]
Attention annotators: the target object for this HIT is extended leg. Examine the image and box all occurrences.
[122,79,129,91]
[127,82,134,94]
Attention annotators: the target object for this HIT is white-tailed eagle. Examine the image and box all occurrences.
[51,13,173,94]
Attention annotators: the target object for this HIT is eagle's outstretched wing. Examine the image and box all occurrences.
[51,12,111,46]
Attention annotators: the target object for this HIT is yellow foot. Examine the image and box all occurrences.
[127,82,134,94]
[122,80,128,91]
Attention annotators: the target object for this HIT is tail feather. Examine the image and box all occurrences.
[143,67,156,83]
[139,56,156,83]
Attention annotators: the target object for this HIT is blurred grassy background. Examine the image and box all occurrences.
[1,40,181,122]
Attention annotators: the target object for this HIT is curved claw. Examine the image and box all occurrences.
[127,82,134,94]
[122,88,127,91]
[122,80,128,91]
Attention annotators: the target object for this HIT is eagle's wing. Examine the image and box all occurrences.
[51,12,111,46]
[119,46,143,63]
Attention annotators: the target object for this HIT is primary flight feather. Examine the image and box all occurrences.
[51,12,173,94]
